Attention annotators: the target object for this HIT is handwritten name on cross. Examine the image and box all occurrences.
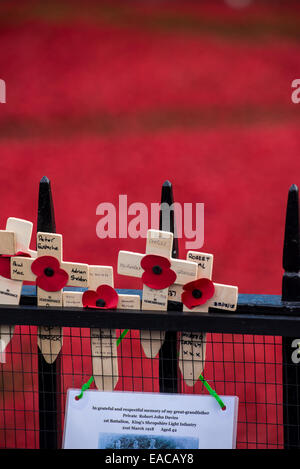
[10,232,89,363]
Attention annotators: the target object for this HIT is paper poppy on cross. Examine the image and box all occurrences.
[82,284,119,309]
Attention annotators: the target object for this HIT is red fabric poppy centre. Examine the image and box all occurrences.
[44,267,55,277]
[96,298,106,307]
[152,265,162,275]
[192,289,203,299]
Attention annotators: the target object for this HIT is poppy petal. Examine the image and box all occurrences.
[82,290,99,308]
[0,256,11,279]
[197,278,215,300]
[37,268,69,292]
[96,285,119,309]
[181,278,215,309]
[31,256,60,276]
[141,254,171,271]
[15,251,31,258]
[182,279,198,292]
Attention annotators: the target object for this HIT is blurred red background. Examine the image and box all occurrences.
[1,0,300,448]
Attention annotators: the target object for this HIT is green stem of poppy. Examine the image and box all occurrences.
[116,329,129,347]
[75,330,129,400]
[199,374,226,410]
[76,332,225,410]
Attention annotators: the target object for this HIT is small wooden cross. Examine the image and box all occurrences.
[179,250,238,387]
[10,232,89,363]
[118,229,198,358]
[0,218,36,359]
[63,266,141,391]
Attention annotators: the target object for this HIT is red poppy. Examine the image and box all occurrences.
[82,284,119,309]
[31,255,69,292]
[0,251,31,280]
[181,278,215,309]
[141,254,177,290]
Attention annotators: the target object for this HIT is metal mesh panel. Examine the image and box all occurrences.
[0,325,287,449]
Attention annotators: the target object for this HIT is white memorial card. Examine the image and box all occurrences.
[63,390,238,449]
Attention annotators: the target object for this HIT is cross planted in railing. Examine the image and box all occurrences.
[10,232,89,363]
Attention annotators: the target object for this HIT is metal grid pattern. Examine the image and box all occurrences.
[0,325,286,449]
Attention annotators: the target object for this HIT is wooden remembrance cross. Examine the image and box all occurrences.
[63,266,141,391]
[0,217,36,359]
[179,250,238,387]
[10,232,89,363]
[118,229,198,358]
